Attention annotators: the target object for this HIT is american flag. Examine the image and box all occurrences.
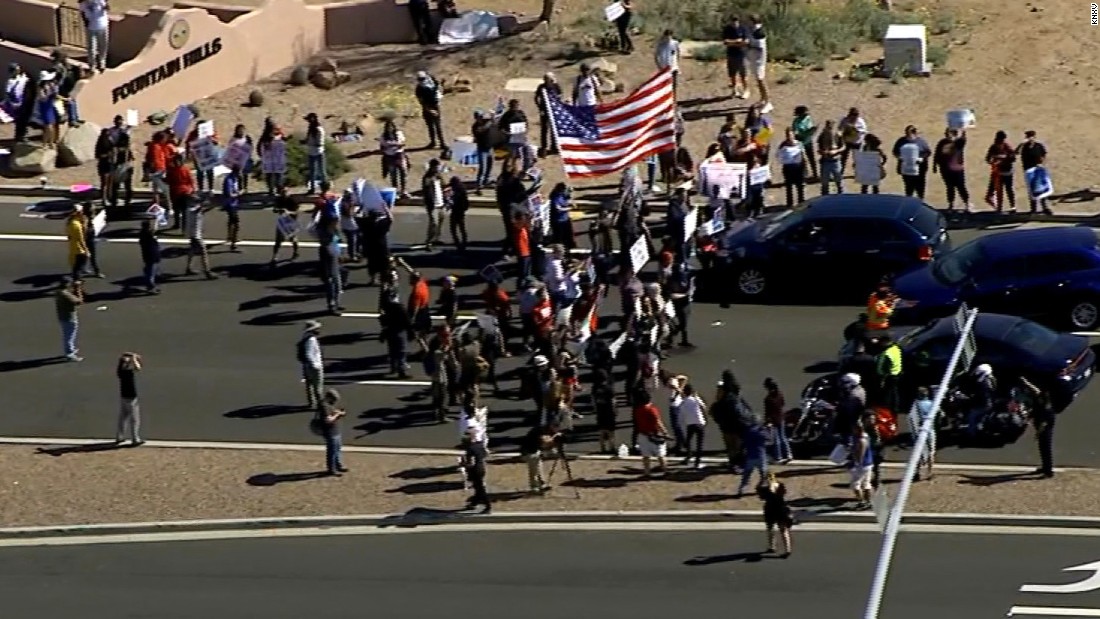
[548,69,677,179]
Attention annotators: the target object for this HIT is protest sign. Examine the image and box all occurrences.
[92,209,107,236]
[604,1,625,21]
[170,104,193,137]
[853,151,884,186]
[221,138,253,170]
[479,264,503,284]
[125,109,139,127]
[451,139,479,168]
[699,162,747,200]
[261,140,287,174]
[147,204,168,228]
[682,206,699,240]
[898,142,921,176]
[629,236,650,275]
[1025,166,1054,199]
[276,213,299,238]
[358,181,389,212]
[529,194,550,235]
[748,165,770,186]
[509,122,528,145]
[197,120,215,139]
[189,138,222,172]
[945,108,976,130]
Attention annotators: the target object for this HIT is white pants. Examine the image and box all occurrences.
[850,465,873,492]
[747,49,767,81]
[117,397,141,442]
[87,28,109,71]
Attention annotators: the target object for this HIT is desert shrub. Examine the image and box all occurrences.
[926,44,950,68]
[776,72,796,84]
[637,0,929,65]
[256,137,350,188]
[690,43,725,62]
[848,66,872,82]
[929,9,957,35]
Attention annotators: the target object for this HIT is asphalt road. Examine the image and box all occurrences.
[1,198,1098,466]
[1,528,1097,618]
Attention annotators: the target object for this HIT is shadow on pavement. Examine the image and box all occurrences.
[956,471,1041,486]
[0,356,67,372]
[389,465,459,480]
[675,493,739,503]
[224,404,308,419]
[35,442,125,456]
[684,552,768,566]
[246,471,330,486]
[385,480,465,494]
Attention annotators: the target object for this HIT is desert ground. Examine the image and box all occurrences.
[4,0,1099,213]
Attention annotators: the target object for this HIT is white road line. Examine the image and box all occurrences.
[349,380,432,387]
[341,312,479,321]
[1008,607,1100,617]
[4,521,1100,548]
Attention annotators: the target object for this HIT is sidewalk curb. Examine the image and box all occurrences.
[3,436,1075,475]
[2,510,1098,540]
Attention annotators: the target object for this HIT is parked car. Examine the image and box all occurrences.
[717,194,950,300]
[892,226,1100,330]
[896,313,1094,410]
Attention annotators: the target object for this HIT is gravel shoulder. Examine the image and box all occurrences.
[2,444,1094,527]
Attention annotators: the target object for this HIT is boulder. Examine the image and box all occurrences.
[452,75,473,93]
[10,142,57,174]
[334,71,351,87]
[247,89,265,107]
[589,58,618,75]
[311,71,338,90]
[598,78,617,94]
[57,121,101,167]
[315,57,339,74]
[287,65,310,86]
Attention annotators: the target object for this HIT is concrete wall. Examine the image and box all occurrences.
[325,0,417,46]
[0,0,61,48]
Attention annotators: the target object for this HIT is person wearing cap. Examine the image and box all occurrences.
[302,112,327,194]
[414,72,445,149]
[1,63,27,120]
[533,73,562,157]
[35,69,60,147]
[1016,130,1052,215]
[79,0,110,73]
[55,276,84,362]
[421,158,445,250]
[572,64,601,107]
[313,389,348,476]
[297,321,325,409]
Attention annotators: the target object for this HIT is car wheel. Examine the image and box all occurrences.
[1069,300,1100,331]
[736,267,768,297]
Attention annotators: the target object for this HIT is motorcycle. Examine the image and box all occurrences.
[789,373,899,457]
[936,384,1032,443]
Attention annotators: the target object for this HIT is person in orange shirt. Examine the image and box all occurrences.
[531,287,554,357]
[866,285,895,330]
[513,211,532,291]
[145,131,172,207]
[407,271,432,355]
[166,149,195,229]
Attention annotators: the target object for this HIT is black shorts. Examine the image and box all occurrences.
[226,208,240,225]
[726,55,746,78]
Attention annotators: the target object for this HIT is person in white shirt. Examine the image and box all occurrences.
[776,128,806,207]
[678,382,707,468]
[654,29,681,97]
[746,15,769,108]
[1,63,28,120]
[838,107,868,175]
[80,0,110,73]
[572,64,601,107]
[298,320,325,409]
[303,112,327,194]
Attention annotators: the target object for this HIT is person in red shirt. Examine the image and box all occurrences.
[531,287,553,357]
[166,150,195,229]
[480,282,513,354]
[633,390,669,477]
[145,131,173,206]
[407,271,432,355]
[513,211,532,291]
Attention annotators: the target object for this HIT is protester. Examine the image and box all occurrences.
[633,390,669,478]
[303,112,327,194]
[222,165,243,251]
[817,120,845,195]
[679,382,707,469]
[137,219,161,295]
[892,125,931,199]
[35,69,60,147]
[313,389,348,476]
[79,0,110,73]
[758,473,793,558]
[55,277,84,362]
[722,16,749,99]
[792,105,818,179]
[421,158,446,250]
[857,134,887,195]
[462,421,492,513]
[1016,130,1052,214]
[115,352,144,446]
[1,63,28,120]
[654,29,681,96]
[908,386,936,481]
[984,130,1017,213]
[519,425,555,494]
[613,0,633,54]
[746,14,769,108]
[849,420,874,509]
[183,199,218,280]
[572,63,601,107]
[764,378,792,464]
[934,128,973,212]
[533,73,562,157]
[66,207,90,279]
[415,71,445,149]
[777,128,806,207]
[408,0,432,44]
[257,117,286,197]
[837,107,867,175]
[298,320,325,409]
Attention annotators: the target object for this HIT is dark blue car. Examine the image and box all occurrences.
[719,194,949,299]
[897,313,1094,410]
[892,227,1100,330]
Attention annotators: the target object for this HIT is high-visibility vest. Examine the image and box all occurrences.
[866,295,892,330]
[877,344,903,377]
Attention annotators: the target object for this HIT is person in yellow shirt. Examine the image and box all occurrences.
[66,208,90,279]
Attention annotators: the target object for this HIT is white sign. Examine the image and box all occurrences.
[604,1,625,21]
[699,162,746,200]
[358,180,389,212]
[276,213,299,238]
[1021,561,1100,594]
[91,209,107,236]
[870,486,891,532]
[854,151,884,186]
[189,138,222,172]
[125,109,139,127]
[898,142,921,176]
[529,194,550,235]
[197,120,215,139]
[147,204,168,228]
[608,331,628,358]
[748,165,770,186]
[261,140,287,174]
[945,108,976,130]
[509,121,528,145]
[221,138,253,170]
[682,206,699,240]
[170,104,193,137]
[451,139,479,168]
[629,236,650,275]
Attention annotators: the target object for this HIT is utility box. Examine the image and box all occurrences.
[883,24,929,75]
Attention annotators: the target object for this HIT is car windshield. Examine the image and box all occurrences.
[761,208,806,240]
[1003,321,1060,357]
[932,241,988,285]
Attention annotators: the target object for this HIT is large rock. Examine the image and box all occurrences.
[315,57,338,74]
[311,71,338,90]
[589,58,618,75]
[57,121,102,167]
[287,65,310,86]
[10,142,57,174]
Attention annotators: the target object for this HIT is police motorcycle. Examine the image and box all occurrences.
[935,364,1032,443]
[789,372,900,457]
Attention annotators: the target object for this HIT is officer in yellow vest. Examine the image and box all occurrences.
[866,287,895,330]
[875,333,903,414]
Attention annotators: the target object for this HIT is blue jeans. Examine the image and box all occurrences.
[60,316,78,357]
[323,256,342,310]
[516,255,531,290]
[966,407,986,438]
[143,262,160,290]
[323,430,343,472]
[386,332,408,374]
[476,149,493,186]
[308,154,327,190]
[738,447,768,491]
[196,168,214,194]
[771,423,793,462]
[64,99,81,125]
[820,159,843,194]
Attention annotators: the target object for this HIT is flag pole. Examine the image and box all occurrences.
[543,87,570,184]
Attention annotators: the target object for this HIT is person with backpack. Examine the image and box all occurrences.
[298,320,324,409]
